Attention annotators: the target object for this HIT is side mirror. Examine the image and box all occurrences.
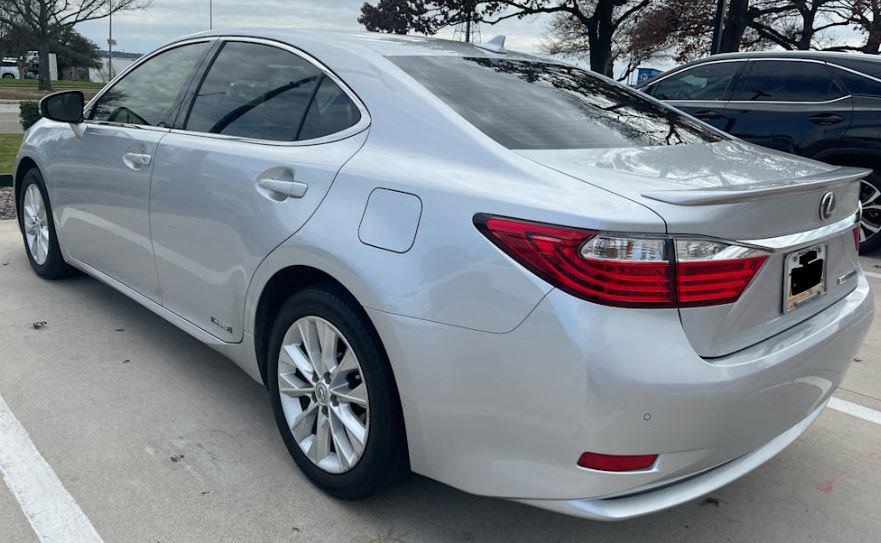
[39,90,85,124]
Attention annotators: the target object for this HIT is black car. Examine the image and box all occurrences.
[639,51,881,252]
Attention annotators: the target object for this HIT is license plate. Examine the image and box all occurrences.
[784,244,826,313]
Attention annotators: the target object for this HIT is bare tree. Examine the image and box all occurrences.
[0,0,151,90]
[543,2,656,81]
[826,0,881,53]
[359,1,655,77]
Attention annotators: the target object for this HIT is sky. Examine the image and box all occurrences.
[74,0,866,79]
[75,0,551,55]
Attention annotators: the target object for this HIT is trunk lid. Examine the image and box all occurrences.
[518,140,866,357]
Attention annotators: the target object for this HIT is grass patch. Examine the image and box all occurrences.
[0,79,103,101]
[0,133,24,174]
[0,79,104,89]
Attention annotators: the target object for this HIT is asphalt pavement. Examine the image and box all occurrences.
[1,219,880,542]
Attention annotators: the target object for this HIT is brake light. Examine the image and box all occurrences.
[475,215,768,308]
[853,225,861,252]
[577,452,658,472]
[675,240,768,307]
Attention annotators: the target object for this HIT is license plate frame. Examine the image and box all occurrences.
[783,244,827,313]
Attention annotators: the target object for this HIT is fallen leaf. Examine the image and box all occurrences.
[854,357,864,363]
[32,321,47,330]
[114,328,124,332]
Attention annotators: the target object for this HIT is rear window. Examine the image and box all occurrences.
[389,55,723,150]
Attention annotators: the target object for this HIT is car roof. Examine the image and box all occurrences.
[177,27,539,62]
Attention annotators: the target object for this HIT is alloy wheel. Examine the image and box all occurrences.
[860,179,881,246]
[277,316,369,474]
[22,184,50,265]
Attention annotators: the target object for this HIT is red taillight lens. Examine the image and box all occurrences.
[476,215,673,307]
[853,225,861,252]
[577,452,658,472]
[476,215,768,309]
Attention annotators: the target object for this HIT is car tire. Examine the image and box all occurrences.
[2,73,14,79]
[267,282,408,499]
[859,171,881,254]
[18,168,76,279]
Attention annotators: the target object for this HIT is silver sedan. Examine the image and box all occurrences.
[13,29,874,520]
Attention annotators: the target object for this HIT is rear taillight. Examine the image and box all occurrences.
[476,215,768,309]
[853,225,861,252]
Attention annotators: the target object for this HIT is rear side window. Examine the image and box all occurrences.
[730,60,843,102]
[298,77,362,140]
[833,67,881,96]
[186,42,361,142]
[389,56,723,150]
[91,42,209,126]
[649,62,739,101]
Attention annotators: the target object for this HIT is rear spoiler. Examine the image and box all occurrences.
[642,166,871,206]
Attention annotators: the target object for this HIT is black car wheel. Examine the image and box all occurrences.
[859,172,881,254]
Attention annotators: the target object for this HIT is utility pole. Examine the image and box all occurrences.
[210,0,213,30]
[108,0,113,82]
[710,0,728,55]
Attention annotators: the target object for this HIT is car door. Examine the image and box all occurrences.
[149,39,370,342]
[48,40,213,301]
[724,59,853,156]
[643,60,744,131]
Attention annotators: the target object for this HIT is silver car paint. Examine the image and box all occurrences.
[13,29,874,520]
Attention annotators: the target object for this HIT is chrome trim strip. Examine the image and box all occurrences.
[725,94,851,106]
[739,212,859,251]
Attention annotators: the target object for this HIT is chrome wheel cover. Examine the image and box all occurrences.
[22,184,50,265]
[277,316,369,474]
[860,179,881,245]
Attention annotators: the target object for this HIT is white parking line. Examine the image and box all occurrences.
[0,393,103,543]
[863,270,881,280]
[828,397,881,426]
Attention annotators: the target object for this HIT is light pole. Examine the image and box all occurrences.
[710,0,728,55]
[108,0,113,81]
[209,0,213,30]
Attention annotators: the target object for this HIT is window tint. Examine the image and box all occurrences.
[389,55,722,150]
[834,67,881,96]
[298,77,362,140]
[91,43,208,126]
[186,42,326,141]
[730,60,843,102]
[650,62,738,101]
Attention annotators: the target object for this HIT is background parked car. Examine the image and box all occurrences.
[638,51,881,253]
[1,60,18,79]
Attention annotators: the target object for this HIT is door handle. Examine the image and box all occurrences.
[810,113,844,125]
[257,177,308,199]
[122,152,152,170]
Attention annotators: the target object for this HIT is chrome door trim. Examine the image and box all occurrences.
[169,35,372,148]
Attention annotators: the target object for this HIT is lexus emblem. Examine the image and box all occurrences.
[819,192,836,221]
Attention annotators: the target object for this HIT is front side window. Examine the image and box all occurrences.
[91,42,209,126]
[730,60,844,102]
[650,62,739,101]
[389,55,723,150]
[185,42,361,142]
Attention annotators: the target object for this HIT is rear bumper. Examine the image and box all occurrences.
[369,274,873,518]
[516,397,826,520]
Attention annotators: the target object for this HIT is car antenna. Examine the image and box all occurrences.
[476,35,506,54]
